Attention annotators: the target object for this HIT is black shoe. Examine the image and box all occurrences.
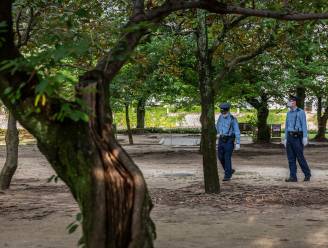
[223,177,231,182]
[304,176,311,182]
[285,177,297,182]
[232,169,236,175]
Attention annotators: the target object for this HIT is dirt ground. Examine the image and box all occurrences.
[0,134,328,248]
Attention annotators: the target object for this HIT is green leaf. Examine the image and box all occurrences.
[68,224,79,234]
[78,236,85,246]
[3,87,13,95]
[76,213,82,222]
[47,175,55,183]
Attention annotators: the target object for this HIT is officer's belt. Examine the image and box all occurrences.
[288,131,303,137]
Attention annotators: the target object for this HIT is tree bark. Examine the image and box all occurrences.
[136,98,146,129]
[0,112,19,190]
[256,103,270,143]
[247,94,271,143]
[125,103,134,145]
[196,9,220,194]
[313,96,328,142]
[35,78,155,248]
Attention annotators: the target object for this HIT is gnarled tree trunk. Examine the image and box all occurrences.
[197,9,220,193]
[37,78,155,248]
[0,112,19,190]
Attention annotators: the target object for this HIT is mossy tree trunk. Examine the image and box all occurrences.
[36,78,155,247]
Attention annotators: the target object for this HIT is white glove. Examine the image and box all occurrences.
[303,137,308,146]
[282,139,287,148]
[235,144,240,150]
[216,134,220,138]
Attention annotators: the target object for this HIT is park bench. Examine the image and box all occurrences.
[238,122,255,135]
[270,124,282,142]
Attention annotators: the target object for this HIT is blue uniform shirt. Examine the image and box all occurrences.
[216,113,241,144]
[284,108,308,138]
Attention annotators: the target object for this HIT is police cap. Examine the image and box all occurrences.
[219,103,231,111]
[288,95,300,102]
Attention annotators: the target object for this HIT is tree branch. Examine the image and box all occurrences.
[209,15,248,58]
[213,26,278,94]
[145,1,328,21]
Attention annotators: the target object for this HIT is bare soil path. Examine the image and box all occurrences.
[0,134,327,248]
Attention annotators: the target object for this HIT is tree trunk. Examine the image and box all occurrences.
[313,96,328,142]
[136,98,146,130]
[296,86,306,110]
[196,9,220,194]
[125,103,134,145]
[35,79,156,248]
[0,112,19,190]
[315,117,328,141]
[247,94,270,143]
[256,99,270,143]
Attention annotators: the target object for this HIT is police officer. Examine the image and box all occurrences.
[216,103,241,181]
[283,95,311,182]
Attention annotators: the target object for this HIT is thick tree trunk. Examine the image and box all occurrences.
[313,96,328,142]
[296,86,306,110]
[0,112,19,190]
[136,98,146,129]
[125,104,134,145]
[197,9,220,193]
[36,79,155,248]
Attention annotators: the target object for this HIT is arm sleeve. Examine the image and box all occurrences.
[215,117,220,134]
[233,118,241,144]
[301,111,308,138]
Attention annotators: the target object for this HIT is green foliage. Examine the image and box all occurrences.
[47,174,60,183]
[66,212,83,237]
[53,103,89,122]
[117,127,201,134]
[114,106,186,128]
